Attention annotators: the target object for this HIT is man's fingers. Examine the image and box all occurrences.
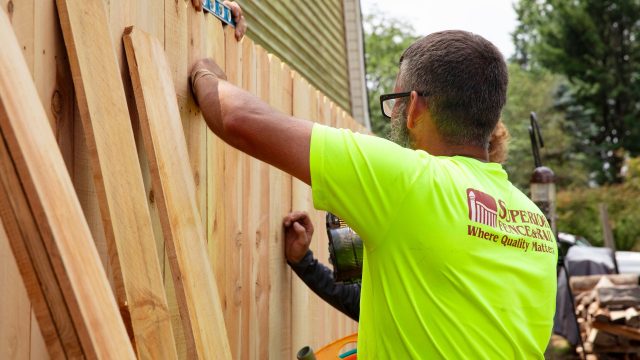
[223,1,246,40]
[283,211,308,226]
[191,0,202,11]
[224,1,243,19]
[235,17,247,41]
[293,222,306,235]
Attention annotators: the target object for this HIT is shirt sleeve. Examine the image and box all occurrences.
[288,250,361,321]
[310,124,424,248]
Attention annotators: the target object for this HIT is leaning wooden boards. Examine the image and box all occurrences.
[0,8,134,358]
[123,26,232,359]
[55,0,177,357]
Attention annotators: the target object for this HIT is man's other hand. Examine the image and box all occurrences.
[190,0,247,41]
[283,211,314,264]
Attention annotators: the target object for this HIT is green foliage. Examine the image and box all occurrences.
[557,182,640,250]
[363,10,419,137]
[513,0,640,184]
[501,64,590,190]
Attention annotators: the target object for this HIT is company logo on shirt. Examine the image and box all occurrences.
[467,188,497,227]
[466,187,555,254]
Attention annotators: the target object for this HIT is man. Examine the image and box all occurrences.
[284,210,361,322]
[282,122,511,324]
[191,30,557,358]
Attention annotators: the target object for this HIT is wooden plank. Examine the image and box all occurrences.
[3,2,38,356]
[267,57,293,360]
[55,0,177,357]
[592,322,640,341]
[251,44,271,360]
[291,72,314,354]
[0,8,134,356]
[30,311,48,360]
[0,37,80,360]
[223,24,246,359]
[163,1,189,358]
[598,287,640,308]
[123,26,232,360]
[571,274,638,293]
[0,220,31,360]
[204,15,227,331]
[239,37,257,360]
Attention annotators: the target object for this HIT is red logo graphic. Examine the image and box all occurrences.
[467,188,497,227]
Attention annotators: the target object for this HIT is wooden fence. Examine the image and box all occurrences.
[0,1,360,358]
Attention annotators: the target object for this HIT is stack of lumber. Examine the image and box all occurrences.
[570,274,640,357]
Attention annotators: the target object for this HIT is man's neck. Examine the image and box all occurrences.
[416,143,489,162]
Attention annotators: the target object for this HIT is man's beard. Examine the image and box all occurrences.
[388,100,412,148]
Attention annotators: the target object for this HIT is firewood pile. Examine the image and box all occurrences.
[570,274,640,358]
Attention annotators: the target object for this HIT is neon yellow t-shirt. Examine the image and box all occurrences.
[309,124,557,359]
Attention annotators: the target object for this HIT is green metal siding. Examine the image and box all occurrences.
[240,0,351,112]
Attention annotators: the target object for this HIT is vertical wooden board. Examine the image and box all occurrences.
[123,26,231,360]
[0,8,134,356]
[240,37,257,360]
[33,0,75,172]
[328,101,337,128]
[223,23,245,359]
[163,1,188,357]
[186,7,207,229]
[250,44,271,360]
[56,0,176,357]
[2,0,34,71]
[291,72,314,354]
[204,16,227,325]
[267,58,293,360]
[0,220,31,360]
[29,312,48,360]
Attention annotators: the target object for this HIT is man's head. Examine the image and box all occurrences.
[390,30,508,154]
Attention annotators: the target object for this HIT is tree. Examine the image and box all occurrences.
[501,64,590,190]
[513,0,640,184]
[363,10,419,137]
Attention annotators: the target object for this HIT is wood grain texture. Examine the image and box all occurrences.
[0,220,31,360]
[205,15,227,329]
[0,134,77,358]
[162,1,190,358]
[268,58,294,360]
[4,2,364,355]
[223,24,247,359]
[251,44,271,360]
[0,8,134,357]
[123,26,231,360]
[55,0,176,357]
[291,72,314,354]
[240,36,258,360]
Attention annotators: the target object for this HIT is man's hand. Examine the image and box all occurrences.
[190,0,248,41]
[283,211,314,264]
[190,58,227,107]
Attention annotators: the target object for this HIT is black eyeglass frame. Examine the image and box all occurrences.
[379,91,428,119]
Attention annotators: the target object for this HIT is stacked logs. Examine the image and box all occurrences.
[570,274,640,358]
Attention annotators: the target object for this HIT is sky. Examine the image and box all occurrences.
[360,0,518,58]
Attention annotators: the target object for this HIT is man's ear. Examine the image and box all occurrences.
[407,90,426,129]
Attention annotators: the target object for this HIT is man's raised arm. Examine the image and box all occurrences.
[191,59,314,185]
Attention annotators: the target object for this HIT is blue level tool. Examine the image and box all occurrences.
[202,0,236,27]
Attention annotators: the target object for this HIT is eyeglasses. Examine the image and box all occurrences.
[379,91,428,119]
